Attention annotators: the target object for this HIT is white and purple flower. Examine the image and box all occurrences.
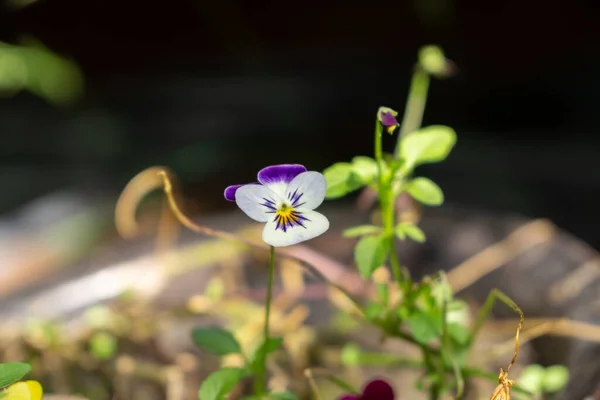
[224,164,330,247]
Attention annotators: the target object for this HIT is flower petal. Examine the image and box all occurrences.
[262,210,329,247]
[362,379,394,400]
[235,184,280,222]
[285,171,327,210]
[224,184,243,202]
[258,164,307,196]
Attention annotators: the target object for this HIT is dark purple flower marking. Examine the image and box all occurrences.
[257,164,307,186]
[338,379,395,400]
[273,205,309,232]
[287,188,306,208]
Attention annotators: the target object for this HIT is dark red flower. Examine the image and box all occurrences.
[338,379,395,400]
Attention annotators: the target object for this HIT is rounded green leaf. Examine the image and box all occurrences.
[418,45,451,77]
[406,177,444,206]
[0,362,32,389]
[354,234,389,279]
[90,332,118,360]
[351,156,378,184]
[407,311,442,345]
[400,125,457,169]
[395,223,426,243]
[198,367,248,400]
[446,323,470,347]
[541,365,569,393]
[340,343,362,367]
[323,162,364,199]
[343,225,381,238]
[517,364,545,395]
[191,327,241,356]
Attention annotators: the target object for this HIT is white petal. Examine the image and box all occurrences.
[284,171,327,210]
[262,210,329,247]
[235,184,280,222]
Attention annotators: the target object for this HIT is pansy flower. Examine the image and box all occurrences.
[338,379,395,400]
[378,106,399,134]
[224,164,329,247]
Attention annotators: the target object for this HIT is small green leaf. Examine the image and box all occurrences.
[400,125,457,169]
[323,162,364,199]
[446,323,470,347]
[0,362,31,388]
[418,45,451,77]
[191,326,241,356]
[198,367,248,400]
[517,364,545,395]
[343,225,382,238]
[89,332,118,360]
[406,177,444,206]
[407,311,442,345]
[351,156,378,184]
[364,302,385,320]
[395,223,426,243]
[354,234,389,279]
[340,343,362,367]
[541,365,569,393]
[269,391,298,400]
[445,300,471,326]
[249,337,283,372]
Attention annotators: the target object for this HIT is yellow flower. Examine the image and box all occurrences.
[1,380,43,400]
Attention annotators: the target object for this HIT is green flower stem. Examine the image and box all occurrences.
[374,115,404,287]
[255,245,276,396]
[393,66,430,157]
[374,119,384,187]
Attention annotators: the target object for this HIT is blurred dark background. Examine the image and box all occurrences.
[0,0,599,249]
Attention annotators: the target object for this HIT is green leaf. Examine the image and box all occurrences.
[198,367,248,400]
[354,234,389,279]
[395,223,426,243]
[323,162,364,199]
[191,326,241,356]
[343,225,382,238]
[249,337,283,372]
[406,177,444,206]
[407,311,442,345]
[89,332,118,360]
[268,391,298,400]
[340,343,362,367]
[351,156,378,184]
[0,362,31,388]
[400,125,457,169]
[516,364,545,396]
[446,323,470,347]
[364,302,385,320]
[541,365,569,393]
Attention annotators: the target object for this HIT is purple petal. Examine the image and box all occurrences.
[362,379,394,400]
[224,184,243,202]
[380,111,398,128]
[257,164,307,187]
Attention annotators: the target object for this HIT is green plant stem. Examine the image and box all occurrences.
[374,119,384,187]
[394,66,430,157]
[255,245,276,396]
[374,116,405,287]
